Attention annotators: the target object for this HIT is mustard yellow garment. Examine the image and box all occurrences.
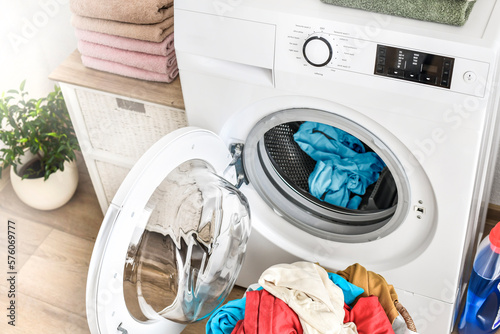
[336,263,399,324]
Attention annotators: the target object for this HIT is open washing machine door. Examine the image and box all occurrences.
[86,127,251,334]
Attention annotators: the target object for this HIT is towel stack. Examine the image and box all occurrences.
[70,0,178,83]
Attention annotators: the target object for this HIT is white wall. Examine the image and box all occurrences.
[491,158,500,206]
[0,0,77,99]
[1,0,500,206]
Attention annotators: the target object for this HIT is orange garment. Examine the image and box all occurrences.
[337,263,399,323]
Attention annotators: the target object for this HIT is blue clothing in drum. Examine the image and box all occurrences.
[293,122,385,209]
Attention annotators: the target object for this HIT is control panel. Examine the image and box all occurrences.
[296,32,376,73]
[374,45,454,89]
[281,23,489,97]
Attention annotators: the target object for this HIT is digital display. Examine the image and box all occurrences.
[423,64,439,73]
[374,45,454,88]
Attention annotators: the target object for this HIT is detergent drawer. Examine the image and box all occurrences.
[175,9,276,70]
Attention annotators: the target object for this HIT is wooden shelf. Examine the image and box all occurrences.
[49,50,185,110]
[50,50,188,213]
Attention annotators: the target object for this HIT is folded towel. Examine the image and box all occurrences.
[81,55,178,83]
[78,40,176,74]
[75,29,174,57]
[72,14,174,43]
[320,0,476,26]
[70,0,174,24]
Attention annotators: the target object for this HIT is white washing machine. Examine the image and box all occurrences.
[86,0,500,333]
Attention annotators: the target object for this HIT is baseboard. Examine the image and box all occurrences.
[487,203,500,222]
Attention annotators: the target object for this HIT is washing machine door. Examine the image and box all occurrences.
[86,127,251,334]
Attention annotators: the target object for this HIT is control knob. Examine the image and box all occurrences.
[303,35,333,67]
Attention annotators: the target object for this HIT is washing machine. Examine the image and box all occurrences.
[86,0,500,333]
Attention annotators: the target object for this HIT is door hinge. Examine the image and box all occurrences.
[117,323,128,334]
[228,143,248,188]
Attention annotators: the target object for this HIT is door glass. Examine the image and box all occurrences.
[123,159,250,323]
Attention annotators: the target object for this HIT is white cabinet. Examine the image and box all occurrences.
[51,51,187,213]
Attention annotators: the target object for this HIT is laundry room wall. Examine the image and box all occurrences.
[3,1,500,208]
[0,0,76,98]
[491,155,500,206]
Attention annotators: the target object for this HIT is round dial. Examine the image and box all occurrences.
[303,36,333,67]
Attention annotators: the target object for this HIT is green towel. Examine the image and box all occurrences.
[320,0,476,26]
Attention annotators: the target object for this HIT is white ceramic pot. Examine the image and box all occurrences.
[10,151,79,211]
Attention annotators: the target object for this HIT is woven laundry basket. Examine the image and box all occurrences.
[319,0,476,26]
[75,88,188,161]
[94,160,131,204]
[395,300,417,332]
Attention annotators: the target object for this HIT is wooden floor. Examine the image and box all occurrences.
[0,156,245,334]
[0,156,497,333]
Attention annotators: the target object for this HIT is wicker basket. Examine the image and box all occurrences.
[76,88,188,161]
[395,300,417,332]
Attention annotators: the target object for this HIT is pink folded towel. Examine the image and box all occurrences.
[70,0,174,24]
[75,29,174,57]
[78,39,176,74]
[81,55,178,83]
[72,14,173,42]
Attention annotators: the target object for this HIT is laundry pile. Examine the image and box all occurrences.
[70,0,178,83]
[206,262,418,334]
[293,122,385,209]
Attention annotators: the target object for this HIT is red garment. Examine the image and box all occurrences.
[344,296,395,334]
[231,289,303,334]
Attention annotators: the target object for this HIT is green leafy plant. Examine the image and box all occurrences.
[0,80,80,180]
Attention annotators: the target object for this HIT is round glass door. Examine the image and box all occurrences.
[122,159,250,323]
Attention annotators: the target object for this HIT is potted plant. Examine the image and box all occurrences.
[0,80,80,210]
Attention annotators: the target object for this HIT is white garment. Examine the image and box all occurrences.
[392,315,419,334]
[258,261,358,334]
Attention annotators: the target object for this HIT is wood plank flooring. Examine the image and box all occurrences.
[0,155,245,334]
[0,155,102,333]
[0,155,497,333]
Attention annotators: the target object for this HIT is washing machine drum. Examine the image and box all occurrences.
[86,128,251,334]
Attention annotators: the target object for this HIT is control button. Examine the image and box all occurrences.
[420,74,436,84]
[463,71,477,83]
[375,64,384,74]
[377,56,385,65]
[303,36,333,67]
[378,47,387,57]
[387,68,405,78]
[405,72,419,80]
[441,77,450,87]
